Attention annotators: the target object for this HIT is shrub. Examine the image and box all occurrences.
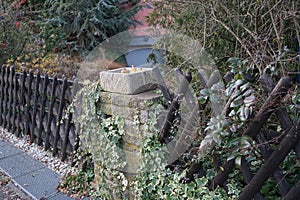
[148,0,300,78]
[0,0,67,70]
[44,0,144,57]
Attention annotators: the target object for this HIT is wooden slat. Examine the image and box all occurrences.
[61,111,72,161]
[283,179,300,200]
[3,67,9,128]
[30,71,41,143]
[240,157,264,200]
[16,70,27,136]
[53,77,68,156]
[12,73,19,134]
[37,74,49,145]
[45,75,58,151]
[0,66,4,125]
[257,132,290,196]
[7,67,15,131]
[24,70,34,136]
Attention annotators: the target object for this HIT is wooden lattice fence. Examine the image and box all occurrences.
[0,64,299,198]
[0,66,82,161]
[155,67,300,200]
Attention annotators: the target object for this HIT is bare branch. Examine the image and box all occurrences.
[211,11,257,72]
[261,0,283,19]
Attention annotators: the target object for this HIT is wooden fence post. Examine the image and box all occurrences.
[7,67,15,131]
[3,67,9,128]
[24,70,34,136]
[37,74,49,146]
[30,71,41,143]
[53,77,68,156]
[0,66,4,125]
[45,75,58,151]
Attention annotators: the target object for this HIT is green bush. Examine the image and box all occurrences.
[148,0,300,77]
[1,0,144,71]
[44,0,144,56]
[0,1,28,65]
[0,0,66,67]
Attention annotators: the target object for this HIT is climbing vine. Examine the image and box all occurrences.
[59,60,298,199]
[132,100,242,199]
[60,81,128,199]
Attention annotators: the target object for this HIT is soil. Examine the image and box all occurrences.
[0,170,32,200]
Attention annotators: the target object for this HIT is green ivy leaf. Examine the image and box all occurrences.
[230,96,243,107]
[235,156,242,168]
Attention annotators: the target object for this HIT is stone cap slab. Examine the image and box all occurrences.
[99,67,158,95]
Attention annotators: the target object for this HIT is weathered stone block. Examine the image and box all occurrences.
[123,134,143,148]
[99,67,158,95]
[123,119,141,133]
[99,90,161,109]
[100,103,149,123]
[122,148,141,174]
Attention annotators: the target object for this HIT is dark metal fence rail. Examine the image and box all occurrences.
[0,66,81,161]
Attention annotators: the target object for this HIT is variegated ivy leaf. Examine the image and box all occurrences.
[200,88,210,96]
[244,94,256,107]
[199,115,229,159]
[240,82,250,91]
[234,79,245,87]
[230,96,243,107]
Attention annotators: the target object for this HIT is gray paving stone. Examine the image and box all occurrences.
[14,168,61,199]
[0,143,22,159]
[0,137,76,199]
[0,139,7,147]
[0,153,45,178]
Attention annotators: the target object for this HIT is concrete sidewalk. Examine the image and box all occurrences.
[0,138,74,200]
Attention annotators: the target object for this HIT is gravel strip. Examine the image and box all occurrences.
[0,127,78,177]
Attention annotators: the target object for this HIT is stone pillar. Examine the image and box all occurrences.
[99,90,161,175]
[94,67,161,198]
